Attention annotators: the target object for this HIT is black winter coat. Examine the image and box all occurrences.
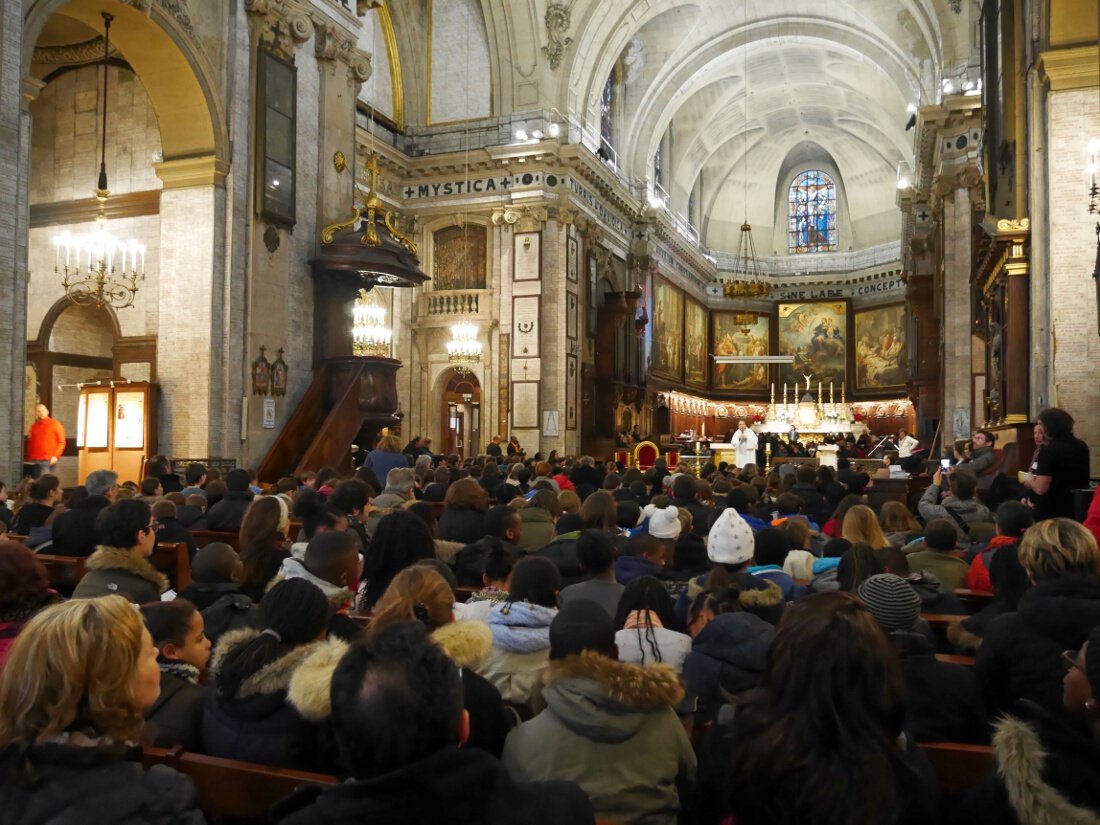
[535,531,586,587]
[0,741,205,825]
[11,502,55,535]
[947,701,1100,825]
[977,577,1100,718]
[198,490,254,532]
[145,671,207,752]
[203,628,347,772]
[273,746,594,825]
[682,611,775,718]
[789,482,830,527]
[152,517,198,563]
[50,495,110,557]
[177,582,260,648]
[438,507,488,545]
[890,630,987,744]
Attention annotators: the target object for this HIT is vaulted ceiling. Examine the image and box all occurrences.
[549,0,979,253]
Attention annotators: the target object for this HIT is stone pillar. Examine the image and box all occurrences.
[938,178,977,443]
[0,0,35,477]
[153,157,229,458]
[1003,240,1031,423]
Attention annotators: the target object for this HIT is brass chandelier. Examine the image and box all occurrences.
[52,12,145,310]
[721,222,770,300]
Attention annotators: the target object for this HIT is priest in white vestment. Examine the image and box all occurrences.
[729,420,759,468]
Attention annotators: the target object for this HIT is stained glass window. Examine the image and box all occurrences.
[600,72,615,149]
[788,170,837,254]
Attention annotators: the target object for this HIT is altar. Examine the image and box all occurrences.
[757,379,853,442]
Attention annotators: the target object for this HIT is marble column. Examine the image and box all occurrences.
[940,181,975,442]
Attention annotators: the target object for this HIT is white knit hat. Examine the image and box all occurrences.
[708,507,755,565]
[647,505,682,539]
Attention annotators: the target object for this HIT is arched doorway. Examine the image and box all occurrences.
[440,370,481,459]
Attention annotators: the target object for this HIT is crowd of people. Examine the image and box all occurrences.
[0,407,1098,824]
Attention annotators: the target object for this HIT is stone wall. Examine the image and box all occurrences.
[1045,88,1100,472]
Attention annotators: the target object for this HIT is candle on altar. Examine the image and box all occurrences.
[806,375,811,391]
[818,381,822,399]
[783,383,787,407]
[830,382,834,405]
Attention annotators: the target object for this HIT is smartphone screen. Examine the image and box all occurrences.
[940,459,951,470]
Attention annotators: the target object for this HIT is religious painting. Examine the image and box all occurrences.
[651,277,683,380]
[853,304,907,390]
[777,301,847,388]
[683,297,707,387]
[271,348,289,396]
[251,346,271,396]
[433,225,487,290]
[711,312,770,391]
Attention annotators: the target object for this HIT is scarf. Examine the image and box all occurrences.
[622,609,664,630]
[159,661,201,685]
[987,536,1017,550]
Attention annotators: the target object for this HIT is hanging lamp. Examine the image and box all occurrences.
[53,12,146,310]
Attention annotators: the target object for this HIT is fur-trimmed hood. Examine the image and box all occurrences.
[270,557,354,612]
[685,574,784,611]
[208,627,348,720]
[85,546,169,592]
[539,651,684,742]
[994,715,1100,825]
[432,620,493,669]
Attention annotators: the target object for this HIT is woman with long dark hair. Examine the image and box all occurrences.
[696,592,937,825]
[10,474,62,534]
[613,576,691,672]
[362,510,436,609]
[237,496,291,602]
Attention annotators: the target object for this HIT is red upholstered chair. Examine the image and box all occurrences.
[664,449,680,467]
[633,441,659,471]
[614,449,631,468]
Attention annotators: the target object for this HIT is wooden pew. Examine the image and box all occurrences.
[151,541,191,590]
[455,585,479,603]
[919,741,995,796]
[935,653,976,666]
[143,748,337,824]
[189,530,240,551]
[36,553,87,596]
[954,588,994,613]
[287,521,302,542]
[921,612,966,652]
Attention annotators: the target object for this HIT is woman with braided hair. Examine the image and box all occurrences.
[613,576,691,673]
[370,565,514,756]
[202,578,348,770]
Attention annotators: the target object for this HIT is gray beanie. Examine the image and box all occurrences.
[857,574,921,632]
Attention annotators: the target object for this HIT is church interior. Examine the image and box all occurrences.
[3,1,1100,823]
[1,0,1097,479]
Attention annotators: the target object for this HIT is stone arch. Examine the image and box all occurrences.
[23,0,227,164]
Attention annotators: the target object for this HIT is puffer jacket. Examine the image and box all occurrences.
[977,578,1100,718]
[503,651,696,825]
[683,611,775,717]
[0,737,205,825]
[145,667,207,752]
[203,627,348,771]
[476,601,557,705]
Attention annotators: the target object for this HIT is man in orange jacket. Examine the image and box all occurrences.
[26,403,66,478]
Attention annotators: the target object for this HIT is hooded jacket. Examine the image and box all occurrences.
[918,483,994,539]
[0,738,205,825]
[978,578,1100,718]
[517,507,556,552]
[683,611,775,717]
[273,745,594,825]
[947,704,1100,825]
[432,620,514,757]
[178,581,261,648]
[203,627,348,770]
[536,531,585,586]
[502,651,696,825]
[71,546,169,604]
[476,602,557,705]
[438,507,488,545]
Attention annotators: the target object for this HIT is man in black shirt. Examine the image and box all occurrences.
[1024,407,1091,521]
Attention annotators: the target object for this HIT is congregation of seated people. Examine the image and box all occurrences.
[0,407,1099,824]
